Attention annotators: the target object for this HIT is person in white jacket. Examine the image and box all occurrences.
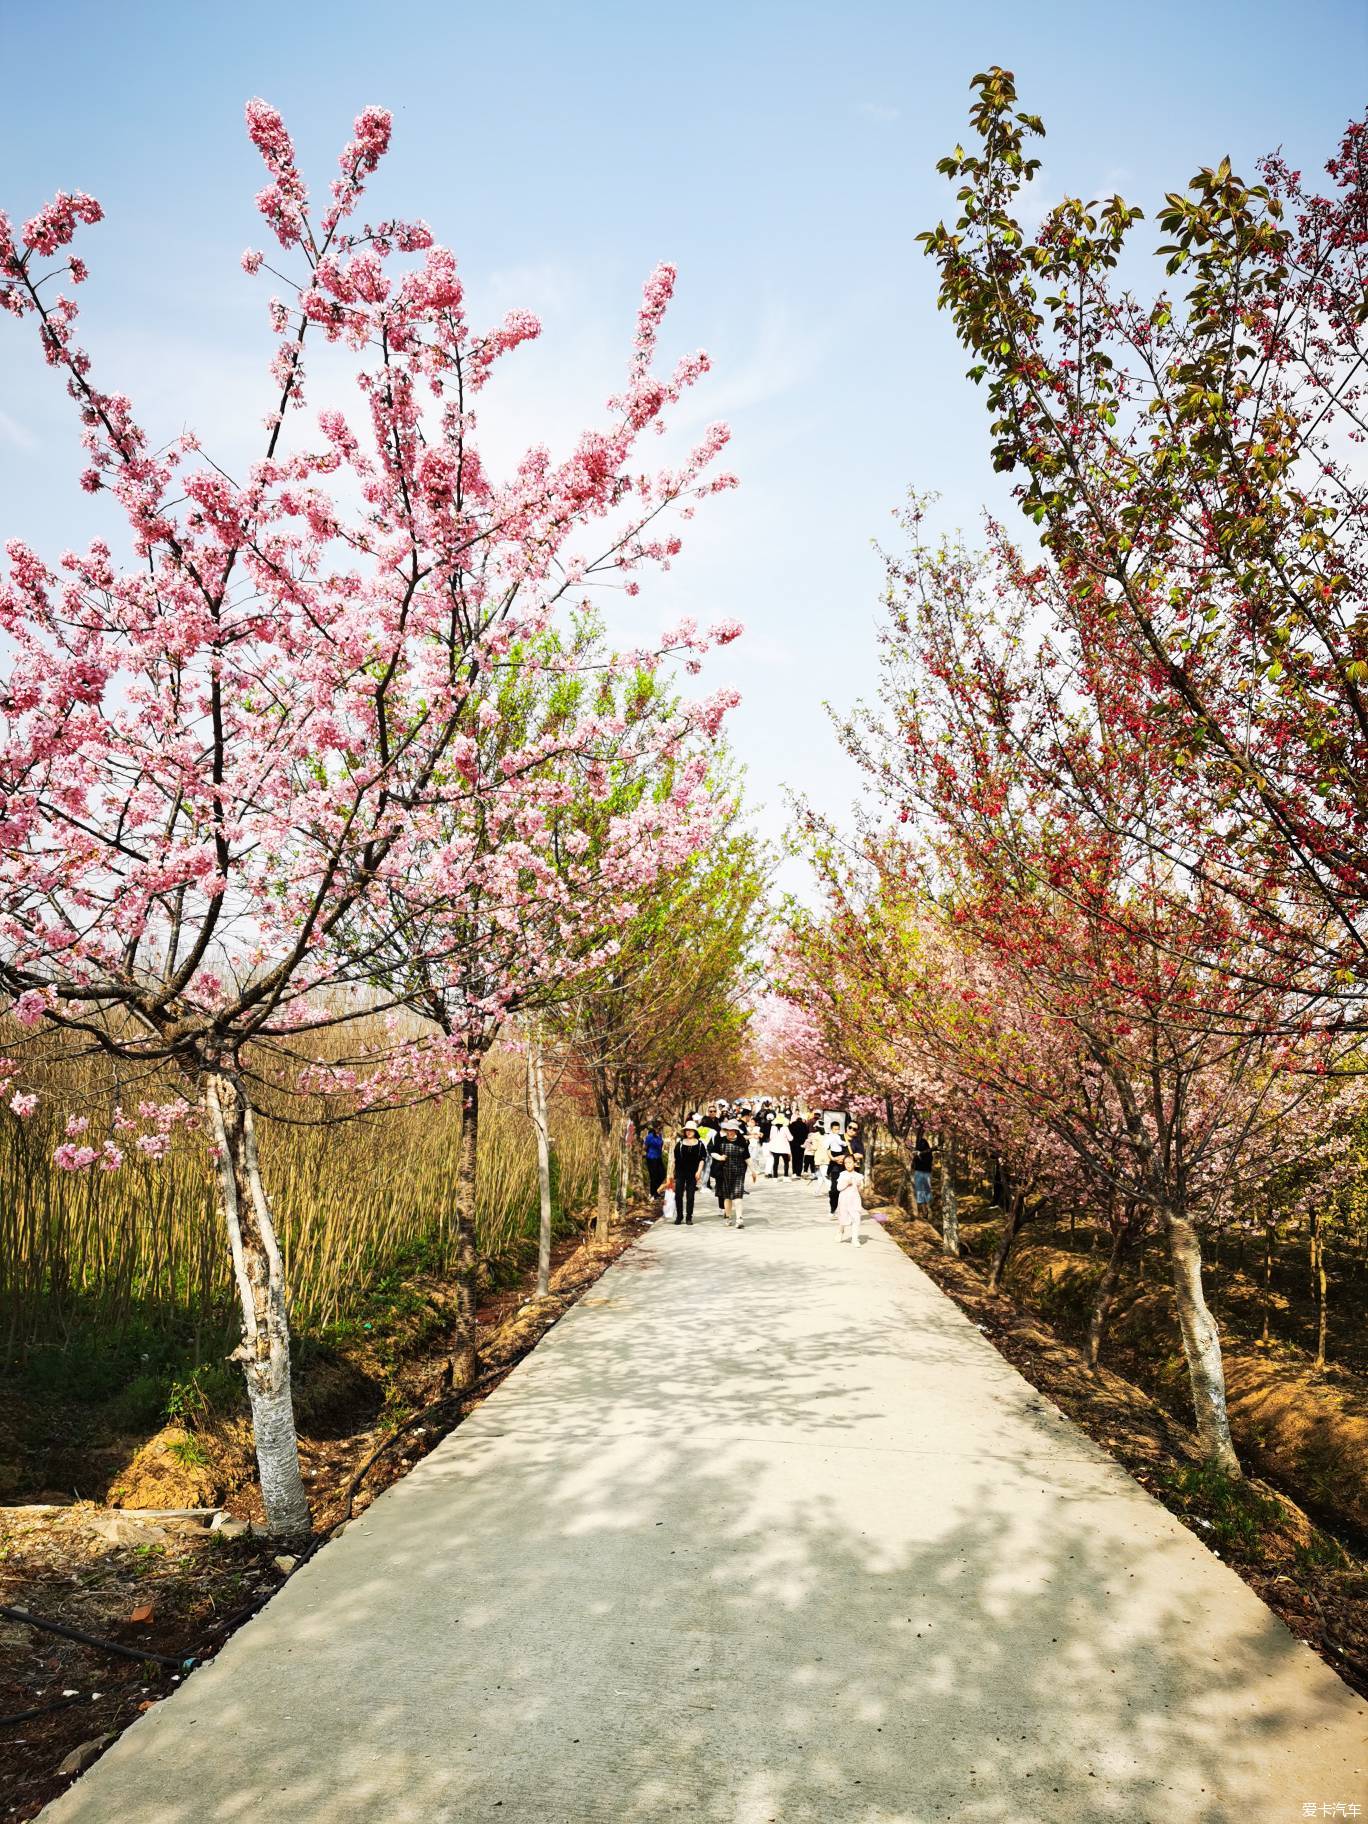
[835,1159,867,1245]
[767,1116,791,1176]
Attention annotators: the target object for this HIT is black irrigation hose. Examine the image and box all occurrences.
[333,1361,507,1524]
[0,1605,194,1672]
[0,1693,88,1729]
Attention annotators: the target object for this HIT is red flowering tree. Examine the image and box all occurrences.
[921,74,1368,1022]
[847,517,1354,1471]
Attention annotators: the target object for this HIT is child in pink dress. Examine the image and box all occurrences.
[835,1162,866,1245]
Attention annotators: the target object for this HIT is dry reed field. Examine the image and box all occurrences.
[0,1035,600,1386]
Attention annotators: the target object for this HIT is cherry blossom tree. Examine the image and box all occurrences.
[321,619,740,1380]
[0,100,736,1529]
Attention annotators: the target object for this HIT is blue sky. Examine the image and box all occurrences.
[2,0,1363,880]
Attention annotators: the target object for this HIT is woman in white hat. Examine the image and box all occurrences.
[709,1119,752,1229]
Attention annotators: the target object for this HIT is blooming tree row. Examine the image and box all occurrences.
[0,102,741,1529]
[773,82,1368,1476]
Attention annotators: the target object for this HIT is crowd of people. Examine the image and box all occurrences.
[641,1098,898,1245]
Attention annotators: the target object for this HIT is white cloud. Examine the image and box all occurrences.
[1018,166,1139,233]
[676,302,825,430]
[857,101,901,124]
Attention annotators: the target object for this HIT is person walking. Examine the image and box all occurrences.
[788,1112,810,1178]
[810,1123,831,1193]
[768,1113,791,1176]
[710,1118,752,1228]
[696,1113,715,1188]
[912,1131,934,1212]
[672,1123,706,1224]
[825,1132,848,1215]
[835,1152,867,1245]
[643,1123,666,1197]
[747,1115,767,1178]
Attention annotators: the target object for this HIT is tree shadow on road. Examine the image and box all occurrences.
[45,1216,1366,1824]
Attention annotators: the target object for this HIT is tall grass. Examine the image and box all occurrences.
[0,1042,599,1374]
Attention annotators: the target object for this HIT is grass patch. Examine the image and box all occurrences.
[1159,1464,1286,1560]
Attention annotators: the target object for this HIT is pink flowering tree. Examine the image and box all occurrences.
[313,615,740,1382]
[0,101,736,1530]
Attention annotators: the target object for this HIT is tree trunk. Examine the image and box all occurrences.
[204,1072,310,1535]
[940,1133,960,1257]
[987,1190,1025,1294]
[449,1075,480,1390]
[615,1106,632,1223]
[1164,1207,1240,1475]
[1310,1207,1328,1371]
[1261,1207,1274,1347]
[527,1036,554,1300]
[594,1101,614,1245]
[1087,1217,1130,1372]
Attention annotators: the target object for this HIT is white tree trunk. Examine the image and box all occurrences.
[594,1092,614,1245]
[1165,1207,1241,1475]
[204,1072,311,1535]
[526,1034,554,1299]
[940,1133,960,1256]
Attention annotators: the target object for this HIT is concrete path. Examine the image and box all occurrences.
[45,1176,1365,1824]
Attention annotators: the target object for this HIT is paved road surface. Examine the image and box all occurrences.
[43,1175,1366,1823]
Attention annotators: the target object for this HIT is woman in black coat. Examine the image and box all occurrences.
[787,1114,810,1178]
[672,1125,706,1225]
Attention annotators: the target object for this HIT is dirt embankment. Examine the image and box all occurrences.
[994,1236,1368,1541]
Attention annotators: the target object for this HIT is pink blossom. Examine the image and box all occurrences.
[0,94,738,1238]
[21,191,102,257]
[13,988,48,1028]
[53,1142,98,1172]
